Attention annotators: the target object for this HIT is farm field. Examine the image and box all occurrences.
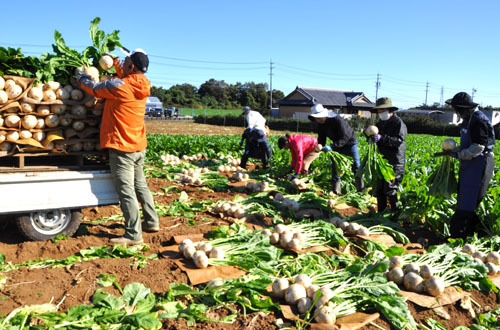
[1,121,500,329]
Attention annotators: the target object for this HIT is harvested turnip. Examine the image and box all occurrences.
[206,278,223,288]
[365,125,379,136]
[272,278,289,298]
[183,245,196,259]
[285,284,306,305]
[442,138,457,151]
[387,267,405,285]
[473,251,487,262]
[486,262,498,275]
[179,238,193,253]
[274,224,287,234]
[99,55,114,70]
[389,256,404,269]
[487,251,500,265]
[294,274,312,289]
[280,231,293,248]
[193,250,208,269]
[405,262,420,274]
[356,226,370,236]
[420,264,433,279]
[274,192,284,201]
[404,272,424,292]
[199,242,213,254]
[270,233,280,244]
[425,276,445,297]
[307,284,320,300]
[20,102,34,113]
[314,305,336,324]
[289,238,302,250]
[462,244,475,255]
[316,287,334,307]
[262,229,273,237]
[297,297,312,314]
[209,246,225,259]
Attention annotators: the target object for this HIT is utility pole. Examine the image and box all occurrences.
[440,86,444,106]
[375,73,380,101]
[472,88,477,101]
[424,81,429,106]
[269,59,274,110]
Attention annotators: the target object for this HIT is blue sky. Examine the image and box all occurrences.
[3,0,500,108]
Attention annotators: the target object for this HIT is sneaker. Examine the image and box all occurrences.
[143,225,160,233]
[110,237,144,245]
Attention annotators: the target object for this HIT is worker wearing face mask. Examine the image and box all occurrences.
[367,97,407,213]
[435,92,495,239]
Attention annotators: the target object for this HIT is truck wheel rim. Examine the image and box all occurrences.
[30,209,71,235]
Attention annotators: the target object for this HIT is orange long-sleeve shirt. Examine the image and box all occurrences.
[77,58,150,152]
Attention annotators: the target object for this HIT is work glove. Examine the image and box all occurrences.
[322,145,332,152]
[239,139,244,147]
[76,71,91,82]
[373,134,381,143]
[287,173,298,180]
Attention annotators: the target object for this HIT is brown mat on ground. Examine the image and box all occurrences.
[281,305,378,330]
[173,234,204,244]
[356,234,397,247]
[160,245,246,285]
[488,275,500,289]
[396,242,425,254]
[399,286,469,308]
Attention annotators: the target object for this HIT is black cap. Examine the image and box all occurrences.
[129,49,149,73]
[445,92,478,108]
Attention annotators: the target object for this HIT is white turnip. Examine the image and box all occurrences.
[425,276,445,297]
[272,278,289,298]
[45,115,59,128]
[307,284,320,300]
[442,139,457,151]
[43,90,56,101]
[71,89,84,101]
[4,115,20,128]
[20,102,34,113]
[314,305,336,324]
[387,267,405,285]
[209,246,225,259]
[183,245,196,259]
[285,284,306,305]
[473,251,487,262]
[6,84,22,99]
[270,233,280,244]
[6,131,19,142]
[419,264,433,279]
[462,244,475,255]
[99,55,114,70]
[297,297,312,314]
[21,115,37,129]
[405,262,420,274]
[294,274,312,289]
[0,90,7,104]
[487,251,500,265]
[486,262,498,275]
[316,287,334,307]
[365,125,379,136]
[389,256,404,269]
[193,250,209,269]
[404,272,424,292]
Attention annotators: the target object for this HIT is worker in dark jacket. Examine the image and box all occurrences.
[367,97,407,213]
[436,92,495,239]
[308,104,363,194]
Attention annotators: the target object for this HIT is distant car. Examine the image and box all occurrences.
[164,107,179,118]
[147,107,163,117]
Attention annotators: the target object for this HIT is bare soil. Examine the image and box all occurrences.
[0,122,496,329]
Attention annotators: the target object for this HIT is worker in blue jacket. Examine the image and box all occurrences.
[436,92,495,238]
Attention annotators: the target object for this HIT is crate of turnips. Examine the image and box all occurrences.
[0,74,103,155]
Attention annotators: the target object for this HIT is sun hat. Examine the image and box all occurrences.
[372,97,398,112]
[445,92,478,108]
[308,104,329,121]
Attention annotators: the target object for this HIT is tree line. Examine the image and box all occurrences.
[151,79,285,113]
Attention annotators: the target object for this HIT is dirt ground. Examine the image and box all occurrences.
[0,121,496,329]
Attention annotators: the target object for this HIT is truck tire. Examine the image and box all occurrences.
[16,209,82,241]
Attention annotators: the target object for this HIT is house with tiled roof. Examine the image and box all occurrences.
[275,86,374,119]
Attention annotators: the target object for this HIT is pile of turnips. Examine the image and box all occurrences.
[262,224,305,251]
[230,169,250,182]
[218,165,241,174]
[160,154,181,166]
[178,239,225,269]
[387,256,445,297]
[271,192,300,212]
[291,178,308,190]
[178,167,209,186]
[272,274,354,324]
[182,153,204,161]
[246,181,269,193]
[211,201,247,219]
[462,244,500,275]
[327,217,370,236]
[218,154,240,166]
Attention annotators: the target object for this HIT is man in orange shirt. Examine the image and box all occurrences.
[77,48,159,245]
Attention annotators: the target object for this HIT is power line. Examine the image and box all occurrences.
[149,61,268,71]
[275,62,376,77]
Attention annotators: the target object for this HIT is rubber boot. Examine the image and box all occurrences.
[332,180,341,195]
[377,195,387,212]
[449,210,472,239]
[355,177,365,192]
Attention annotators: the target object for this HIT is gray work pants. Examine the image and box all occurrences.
[109,148,159,240]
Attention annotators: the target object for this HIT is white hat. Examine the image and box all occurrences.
[309,104,328,119]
